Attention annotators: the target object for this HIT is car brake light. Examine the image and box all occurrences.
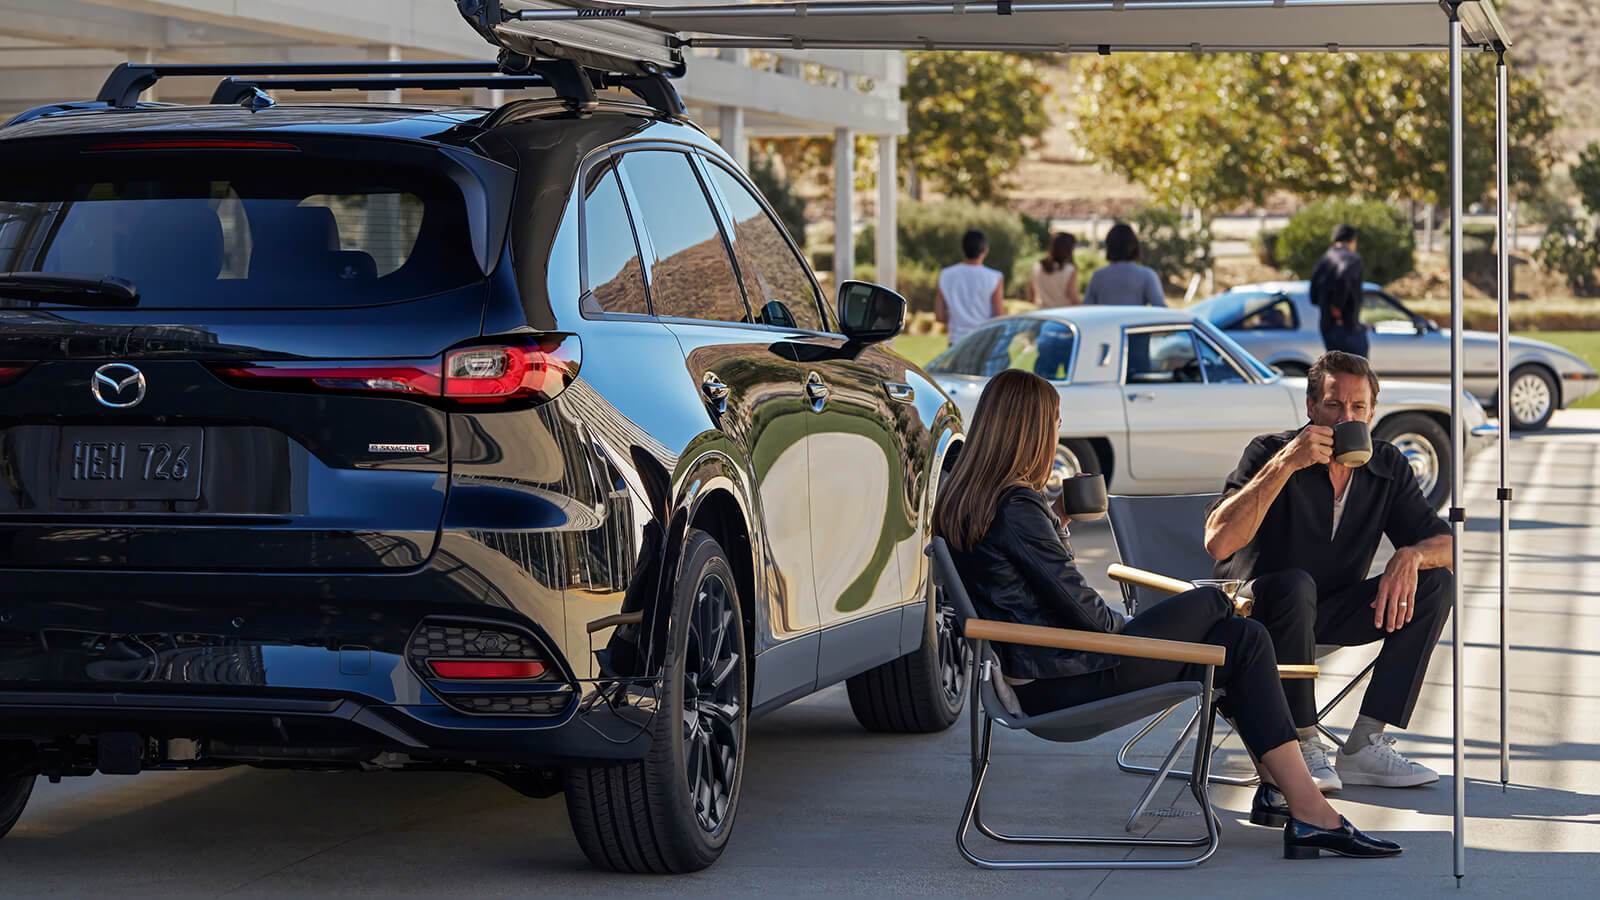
[209,334,579,406]
[444,338,580,403]
[0,363,32,386]
[428,660,547,680]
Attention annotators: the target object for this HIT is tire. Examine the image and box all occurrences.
[1374,413,1452,510]
[564,530,748,873]
[845,572,970,733]
[0,774,33,841]
[1054,438,1102,479]
[1506,365,1557,431]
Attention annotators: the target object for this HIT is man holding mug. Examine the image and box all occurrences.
[1203,352,1454,793]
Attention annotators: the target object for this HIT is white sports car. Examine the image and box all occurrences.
[923,306,1494,510]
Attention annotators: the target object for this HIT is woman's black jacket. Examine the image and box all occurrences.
[948,484,1127,679]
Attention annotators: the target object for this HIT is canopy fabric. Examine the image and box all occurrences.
[493,0,1510,62]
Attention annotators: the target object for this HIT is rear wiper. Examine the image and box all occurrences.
[0,272,139,307]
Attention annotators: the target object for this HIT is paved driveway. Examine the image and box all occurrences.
[6,413,1600,898]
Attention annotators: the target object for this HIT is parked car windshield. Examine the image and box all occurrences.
[925,316,1077,381]
[0,157,482,309]
[1192,318,1279,381]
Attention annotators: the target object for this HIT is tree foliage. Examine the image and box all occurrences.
[746,151,810,245]
[1278,199,1416,286]
[1074,52,1557,212]
[1535,141,1600,296]
[902,52,1053,203]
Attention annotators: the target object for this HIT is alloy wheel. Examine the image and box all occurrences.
[1389,432,1441,499]
[933,587,969,709]
[1509,372,1552,429]
[682,572,742,835]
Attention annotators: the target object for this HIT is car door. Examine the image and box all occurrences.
[614,148,821,705]
[1361,289,1443,380]
[1120,324,1297,490]
[697,156,912,684]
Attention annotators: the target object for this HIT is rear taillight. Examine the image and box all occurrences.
[210,334,580,407]
[0,363,32,386]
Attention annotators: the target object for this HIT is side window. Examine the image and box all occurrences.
[704,164,826,332]
[1028,320,1076,381]
[582,164,648,315]
[1195,334,1245,383]
[1125,329,1201,384]
[1238,295,1297,331]
[1360,290,1411,327]
[927,323,1003,376]
[618,151,749,324]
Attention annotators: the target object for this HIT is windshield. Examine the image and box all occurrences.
[1193,318,1279,381]
[0,157,481,309]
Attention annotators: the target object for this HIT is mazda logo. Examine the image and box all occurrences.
[91,363,146,408]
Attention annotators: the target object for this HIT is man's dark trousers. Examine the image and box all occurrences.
[1247,567,1453,729]
[1321,325,1370,358]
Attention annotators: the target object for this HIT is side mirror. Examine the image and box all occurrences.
[837,280,905,344]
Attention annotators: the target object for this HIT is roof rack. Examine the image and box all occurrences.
[88,56,684,118]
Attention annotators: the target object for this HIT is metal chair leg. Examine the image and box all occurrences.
[1125,703,1202,832]
[1117,699,1259,788]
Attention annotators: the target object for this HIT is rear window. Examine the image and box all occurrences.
[0,158,482,308]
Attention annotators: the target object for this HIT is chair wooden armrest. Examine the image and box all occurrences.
[963,618,1225,666]
[1107,563,1194,597]
[1276,664,1320,679]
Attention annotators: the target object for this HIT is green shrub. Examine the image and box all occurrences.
[1536,220,1600,297]
[747,152,808,247]
[1123,206,1212,293]
[858,260,942,314]
[1277,199,1415,285]
[856,197,1031,293]
[1074,247,1106,286]
[1018,212,1053,252]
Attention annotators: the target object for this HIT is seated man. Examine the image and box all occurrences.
[1203,351,1453,791]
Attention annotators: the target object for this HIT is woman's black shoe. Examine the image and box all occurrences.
[1283,816,1403,859]
[1249,783,1290,827]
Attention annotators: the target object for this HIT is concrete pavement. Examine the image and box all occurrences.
[4,412,1599,897]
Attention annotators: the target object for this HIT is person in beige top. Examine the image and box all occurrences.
[1026,232,1080,308]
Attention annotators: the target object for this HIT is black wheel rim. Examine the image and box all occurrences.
[682,572,742,835]
[934,586,969,709]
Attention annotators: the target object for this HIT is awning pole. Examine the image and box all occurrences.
[1447,7,1467,884]
[1495,45,1511,794]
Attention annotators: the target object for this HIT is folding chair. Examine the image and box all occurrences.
[1105,493,1376,787]
[926,538,1224,869]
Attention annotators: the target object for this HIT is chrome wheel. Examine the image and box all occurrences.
[1509,369,1554,430]
[933,587,969,709]
[1389,432,1440,499]
[1053,443,1085,482]
[683,572,741,835]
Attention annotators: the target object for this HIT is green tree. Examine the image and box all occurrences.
[902,52,1053,203]
[746,151,809,245]
[1074,52,1557,212]
[1535,141,1600,295]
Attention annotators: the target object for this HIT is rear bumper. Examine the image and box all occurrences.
[1561,372,1600,408]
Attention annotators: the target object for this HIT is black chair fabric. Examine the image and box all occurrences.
[1106,493,1222,613]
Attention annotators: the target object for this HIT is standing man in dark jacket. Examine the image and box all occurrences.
[1309,224,1368,357]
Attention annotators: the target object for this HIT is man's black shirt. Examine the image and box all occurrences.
[1210,427,1450,595]
[1309,244,1363,335]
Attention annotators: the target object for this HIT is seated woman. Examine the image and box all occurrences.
[934,369,1400,860]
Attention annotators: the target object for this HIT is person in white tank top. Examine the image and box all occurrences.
[936,228,1005,344]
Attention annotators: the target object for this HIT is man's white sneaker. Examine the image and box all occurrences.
[1300,738,1342,792]
[1338,734,1439,787]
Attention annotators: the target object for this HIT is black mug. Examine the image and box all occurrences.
[1332,421,1373,467]
[1052,472,1108,520]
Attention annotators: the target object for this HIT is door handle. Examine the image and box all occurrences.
[702,372,730,413]
[805,371,830,410]
[883,381,915,404]
[1127,391,1156,402]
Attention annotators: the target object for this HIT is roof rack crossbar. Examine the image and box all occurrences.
[98,61,505,108]
[208,74,561,104]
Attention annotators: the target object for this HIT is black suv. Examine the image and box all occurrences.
[0,57,966,872]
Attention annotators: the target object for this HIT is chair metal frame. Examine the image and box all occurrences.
[1105,493,1377,791]
[929,539,1226,869]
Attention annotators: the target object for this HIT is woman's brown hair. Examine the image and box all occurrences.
[1040,232,1077,275]
[933,369,1061,551]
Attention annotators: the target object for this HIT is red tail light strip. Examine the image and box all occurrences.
[428,660,547,680]
[0,363,32,386]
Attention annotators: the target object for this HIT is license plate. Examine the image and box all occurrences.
[57,426,204,501]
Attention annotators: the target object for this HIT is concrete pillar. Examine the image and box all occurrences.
[834,127,854,291]
[367,44,402,104]
[718,105,748,170]
[876,134,898,291]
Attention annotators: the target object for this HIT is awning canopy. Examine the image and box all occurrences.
[484,0,1510,69]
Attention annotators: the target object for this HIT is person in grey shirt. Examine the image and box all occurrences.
[1083,223,1167,307]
